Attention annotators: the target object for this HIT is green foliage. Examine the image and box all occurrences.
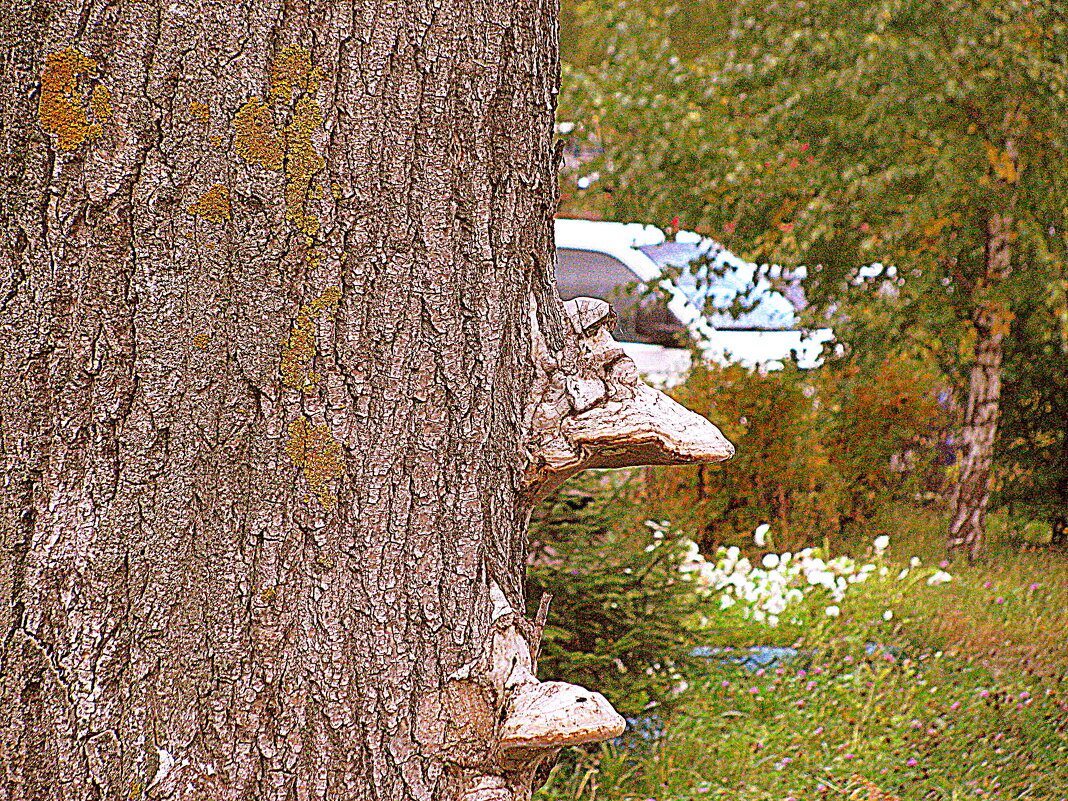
[647,359,947,550]
[996,290,1068,533]
[525,478,705,717]
[560,0,1068,297]
[558,0,1068,546]
[535,523,1068,801]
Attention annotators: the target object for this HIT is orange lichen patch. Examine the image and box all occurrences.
[192,333,211,349]
[190,101,209,123]
[285,417,343,509]
[269,45,322,100]
[189,184,231,223]
[233,98,284,172]
[38,47,109,151]
[90,86,112,122]
[209,134,224,147]
[283,95,326,236]
[279,286,340,388]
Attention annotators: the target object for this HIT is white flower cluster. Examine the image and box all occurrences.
[672,525,953,628]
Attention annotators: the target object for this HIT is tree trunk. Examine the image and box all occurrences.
[1,4,734,800]
[948,213,1013,559]
[1,1,558,798]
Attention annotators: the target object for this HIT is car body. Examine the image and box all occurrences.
[554,218,833,383]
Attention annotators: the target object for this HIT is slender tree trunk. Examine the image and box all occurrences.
[1,1,559,798]
[948,213,1013,559]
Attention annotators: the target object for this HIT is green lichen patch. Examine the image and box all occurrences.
[285,417,343,509]
[188,184,231,223]
[38,47,110,151]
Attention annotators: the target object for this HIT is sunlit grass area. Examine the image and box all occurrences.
[532,498,1068,801]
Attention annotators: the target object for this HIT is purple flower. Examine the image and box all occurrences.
[994,596,1006,604]
[1019,691,1030,701]
[939,560,950,568]
[721,680,731,688]
[907,757,918,766]
[1029,582,1041,590]
[982,581,992,588]
[979,689,991,698]
[813,726,824,735]
[950,701,961,711]
[843,753,857,760]
[750,686,760,695]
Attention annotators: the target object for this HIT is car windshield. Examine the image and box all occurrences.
[638,240,799,331]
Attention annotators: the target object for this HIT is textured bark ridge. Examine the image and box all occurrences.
[524,296,735,501]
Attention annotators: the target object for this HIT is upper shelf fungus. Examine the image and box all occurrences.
[523,296,734,501]
[38,47,112,151]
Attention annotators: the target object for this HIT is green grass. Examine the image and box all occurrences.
[534,510,1068,801]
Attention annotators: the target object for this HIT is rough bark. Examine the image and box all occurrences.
[1,0,559,798]
[948,213,1013,560]
[1,3,735,801]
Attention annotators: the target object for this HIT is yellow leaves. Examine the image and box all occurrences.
[984,143,1018,183]
[38,47,111,151]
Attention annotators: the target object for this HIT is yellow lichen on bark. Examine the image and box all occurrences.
[233,99,284,172]
[192,333,211,349]
[280,287,341,389]
[285,417,343,509]
[190,101,210,123]
[189,185,231,223]
[269,45,322,100]
[283,95,326,237]
[38,47,109,151]
[90,86,112,122]
[231,46,325,238]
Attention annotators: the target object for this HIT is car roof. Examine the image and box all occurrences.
[554,218,798,331]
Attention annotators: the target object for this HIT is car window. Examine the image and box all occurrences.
[555,248,686,347]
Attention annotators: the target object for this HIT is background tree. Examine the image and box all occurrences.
[556,0,1068,557]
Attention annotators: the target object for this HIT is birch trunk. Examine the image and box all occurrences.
[0,1,559,798]
[948,213,1013,559]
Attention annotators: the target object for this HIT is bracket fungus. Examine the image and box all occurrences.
[455,295,734,800]
[523,295,734,501]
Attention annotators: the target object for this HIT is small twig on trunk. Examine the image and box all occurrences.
[530,593,552,669]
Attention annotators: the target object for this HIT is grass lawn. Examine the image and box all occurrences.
[534,514,1068,801]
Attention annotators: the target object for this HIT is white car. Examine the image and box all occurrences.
[554,218,832,384]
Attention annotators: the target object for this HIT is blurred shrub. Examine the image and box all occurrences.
[525,478,703,717]
[647,358,948,551]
